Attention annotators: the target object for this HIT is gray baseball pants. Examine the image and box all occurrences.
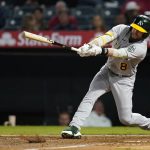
[70,65,150,130]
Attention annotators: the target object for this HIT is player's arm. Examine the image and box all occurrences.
[79,29,127,57]
[77,32,118,57]
[88,31,116,47]
[88,24,126,47]
[78,24,127,57]
[78,46,128,58]
[106,42,147,59]
[78,43,147,59]
[104,48,128,58]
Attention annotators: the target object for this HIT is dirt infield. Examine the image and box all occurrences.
[0,135,150,150]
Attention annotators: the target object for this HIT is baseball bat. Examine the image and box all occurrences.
[22,31,80,52]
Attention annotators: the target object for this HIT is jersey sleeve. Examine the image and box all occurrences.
[120,42,147,59]
[89,24,127,47]
[108,24,127,39]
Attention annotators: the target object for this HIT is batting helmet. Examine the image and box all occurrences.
[130,15,150,34]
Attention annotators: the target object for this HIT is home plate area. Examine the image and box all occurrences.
[0,135,150,150]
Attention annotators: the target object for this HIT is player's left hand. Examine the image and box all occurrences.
[78,44,102,57]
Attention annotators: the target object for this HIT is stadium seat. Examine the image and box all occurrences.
[95,4,104,16]
[71,6,96,18]
[104,1,119,9]
[21,5,36,13]
[4,18,21,30]
[13,7,25,19]
[102,7,120,29]
[0,5,12,18]
[103,7,120,18]
[44,7,55,20]
[77,16,91,30]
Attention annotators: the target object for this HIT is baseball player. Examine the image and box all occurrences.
[61,15,150,139]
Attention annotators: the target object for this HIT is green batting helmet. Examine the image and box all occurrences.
[130,15,150,33]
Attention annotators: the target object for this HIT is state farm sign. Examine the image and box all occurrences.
[0,32,16,46]
[0,31,150,48]
[0,31,95,48]
[18,32,82,47]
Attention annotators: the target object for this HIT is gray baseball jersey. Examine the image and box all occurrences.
[106,24,148,76]
[70,24,150,130]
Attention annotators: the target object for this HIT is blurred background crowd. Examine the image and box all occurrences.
[0,0,149,32]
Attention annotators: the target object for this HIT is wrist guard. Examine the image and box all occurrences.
[101,48,108,56]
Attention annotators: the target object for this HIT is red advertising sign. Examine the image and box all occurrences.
[0,31,99,48]
[0,31,150,48]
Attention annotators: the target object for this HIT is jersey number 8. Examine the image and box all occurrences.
[120,63,127,70]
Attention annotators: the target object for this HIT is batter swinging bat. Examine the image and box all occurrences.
[22,31,80,52]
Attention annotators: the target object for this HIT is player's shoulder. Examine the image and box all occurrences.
[115,24,127,28]
[111,24,129,37]
[131,39,148,58]
[113,24,129,30]
[135,38,148,46]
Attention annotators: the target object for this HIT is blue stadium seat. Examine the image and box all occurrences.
[44,7,55,20]
[4,18,21,30]
[0,5,12,18]
[71,6,96,18]
[21,5,36,13]
[13,7,25,19]
[77,16,91,30]
[102,7,120,29]
[95,4,104,16]
[104,7,120,17]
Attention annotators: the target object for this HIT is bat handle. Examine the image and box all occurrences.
[52,40,80,52]
[64,46,80,53]
[71,47,81,52]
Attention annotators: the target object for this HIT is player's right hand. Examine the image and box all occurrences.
[79,44,91,52]
[78,44,102,57]
[78,43,92,57]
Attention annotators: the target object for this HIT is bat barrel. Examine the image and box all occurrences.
[23,31,53,45]
[22,31,80,52]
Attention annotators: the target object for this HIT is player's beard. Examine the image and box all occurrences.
[129,28,149,42]
[129,32,143,43]
[129,35,140,43]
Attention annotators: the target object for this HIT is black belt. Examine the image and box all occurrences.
[108,69,131,77]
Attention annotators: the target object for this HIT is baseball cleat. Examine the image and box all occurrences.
[61,126,82,139]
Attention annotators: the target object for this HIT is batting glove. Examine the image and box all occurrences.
[79,43,91,51]
[78,44,102,57]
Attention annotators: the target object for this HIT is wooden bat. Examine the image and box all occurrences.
[22,31,80,52]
